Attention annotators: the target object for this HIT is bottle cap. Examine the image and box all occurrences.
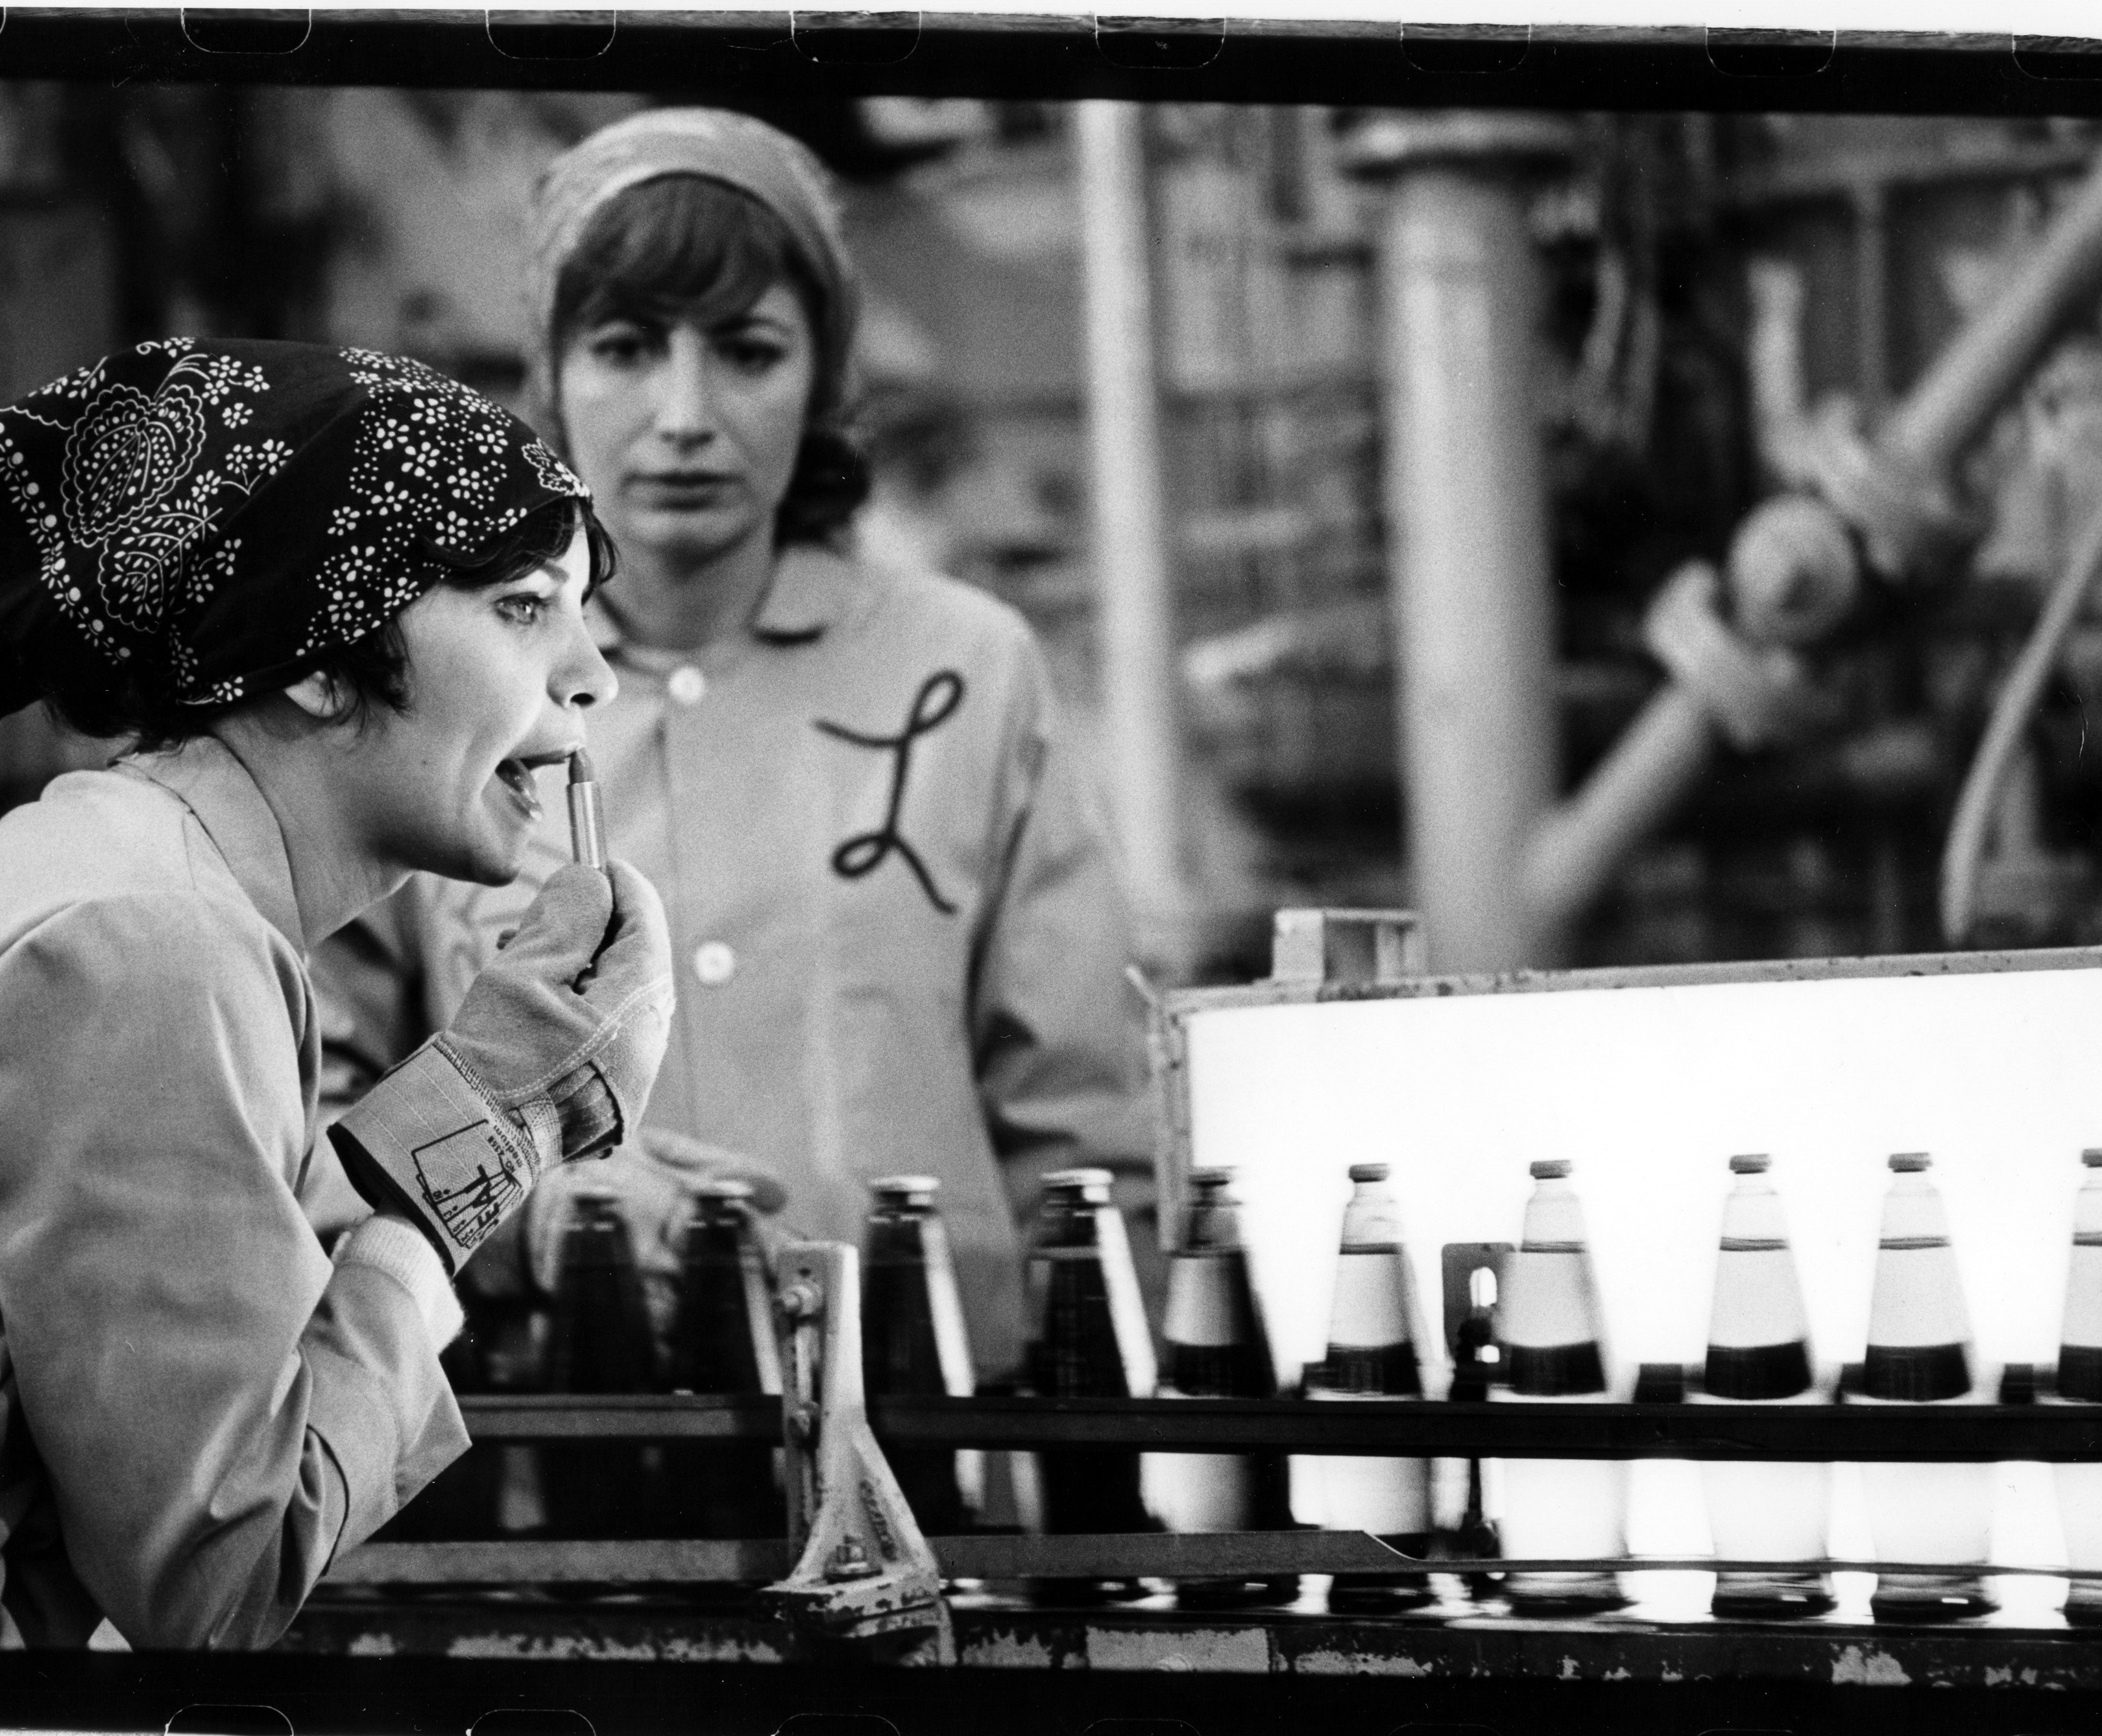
[1529,1158,1572,1180]
[1045,1168,1114,1203]
[1045,1166,1115,1192]
[1728,1153,1771,1174]
[1347,1162,1390,1183]
[2083,1148,2102,1168]
[1189,1166,1236,1191]
[1888,1151,1932,1173]
[568,1179,622,1207]
[869,1174,941,1203]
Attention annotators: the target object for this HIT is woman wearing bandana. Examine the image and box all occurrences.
[0,340,675,1646]
[314,110,1150,1395]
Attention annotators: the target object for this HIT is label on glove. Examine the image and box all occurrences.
[331,1037,544,1272]
[415,1117,529,1251]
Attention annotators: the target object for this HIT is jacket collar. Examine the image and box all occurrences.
[589,542,865,657]
[119,736,306,956]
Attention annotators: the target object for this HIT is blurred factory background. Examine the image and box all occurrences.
[5,88,2102,983]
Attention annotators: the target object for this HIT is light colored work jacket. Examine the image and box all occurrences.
[0,738,466,1648]
[313,546,1151,1377]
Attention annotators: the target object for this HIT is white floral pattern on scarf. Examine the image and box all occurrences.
[292,349,586,684]
[0,339,588,706]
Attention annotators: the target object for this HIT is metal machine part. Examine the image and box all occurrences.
[1342,116,2102,969]
[756,1242,956,1661]
[1541,152,2102,948]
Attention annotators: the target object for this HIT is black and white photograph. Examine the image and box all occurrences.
[7,10,2102,1732]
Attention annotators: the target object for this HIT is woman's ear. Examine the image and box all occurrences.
[284,670,350,723]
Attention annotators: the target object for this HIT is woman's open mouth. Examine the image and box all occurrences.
[494,759,543,824]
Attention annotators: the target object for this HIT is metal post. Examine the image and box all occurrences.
[1075,102,1187,961]
[1852,177,1891,423]
[1345,114,1577,974]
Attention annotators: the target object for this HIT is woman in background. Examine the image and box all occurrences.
[314,108,1151,1392]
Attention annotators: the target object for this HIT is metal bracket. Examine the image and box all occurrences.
[756,1242,956,1661]
[1268,908,1425,987]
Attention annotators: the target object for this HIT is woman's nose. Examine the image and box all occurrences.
[555,621,619,713]
[653,326,715,444]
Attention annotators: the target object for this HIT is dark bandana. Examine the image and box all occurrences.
[0,337,588,717]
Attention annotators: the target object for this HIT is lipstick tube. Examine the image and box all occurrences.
[568,749,607,873]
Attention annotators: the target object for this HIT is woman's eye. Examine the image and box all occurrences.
[496,595,547,627]
[588,328,649,365]
[719,337,787,374]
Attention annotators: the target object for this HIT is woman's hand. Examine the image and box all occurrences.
[328,860,675,1273]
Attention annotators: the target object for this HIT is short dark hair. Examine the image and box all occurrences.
[550,175,870,548]
[45,498,616,751]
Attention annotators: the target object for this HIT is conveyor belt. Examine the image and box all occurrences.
[282,1578,2102,1691]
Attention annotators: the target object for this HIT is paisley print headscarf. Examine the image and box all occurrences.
[0,338,588,717]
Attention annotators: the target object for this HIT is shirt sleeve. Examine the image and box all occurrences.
[0,895,468,1650]
[968,634,1155,1224]
[299,885,433,1237]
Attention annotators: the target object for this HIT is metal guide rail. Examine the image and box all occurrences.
[426,1387,2102,1459]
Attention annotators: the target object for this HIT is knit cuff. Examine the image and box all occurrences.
[335,1212,467,1348]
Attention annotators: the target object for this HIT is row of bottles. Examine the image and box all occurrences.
[1483,1146,2102,1623]
[394,1146,2102,1624]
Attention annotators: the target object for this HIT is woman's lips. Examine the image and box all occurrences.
[633,473,736,501]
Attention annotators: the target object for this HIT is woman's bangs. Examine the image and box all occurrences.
[558,176,808,339]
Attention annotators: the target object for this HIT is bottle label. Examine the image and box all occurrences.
[1707,1246,1813,1351]
[1163,1251,1258,1349]
[1866,1245,1974,1349]
[1326,1249,1412,1347]
[1096,1207,1161,1396]
[920,1216,977,1397]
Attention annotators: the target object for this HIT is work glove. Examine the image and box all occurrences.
[330,860,675,1274]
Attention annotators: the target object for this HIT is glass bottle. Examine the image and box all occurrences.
[541,1182,660,1545]
[1148,1167,1297,1609]
[662,1179,786,1565]
[862,1174,978,1536]
[1307,1162,1435,1613]
[1022,1166,1158,1604]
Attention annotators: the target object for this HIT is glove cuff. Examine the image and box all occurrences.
[330,1037,551,1275]
[550,1064,623,1161]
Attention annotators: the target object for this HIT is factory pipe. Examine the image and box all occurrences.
[1075,101,1189,965]
[1347,113,1578,973]
[1525,146,2102,952]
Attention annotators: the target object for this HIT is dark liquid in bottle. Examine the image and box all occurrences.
[662,1194,785,1554]
[542,1192,660,1550]
[1026,1172,1157,1604]
[863,1181,971,1537]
